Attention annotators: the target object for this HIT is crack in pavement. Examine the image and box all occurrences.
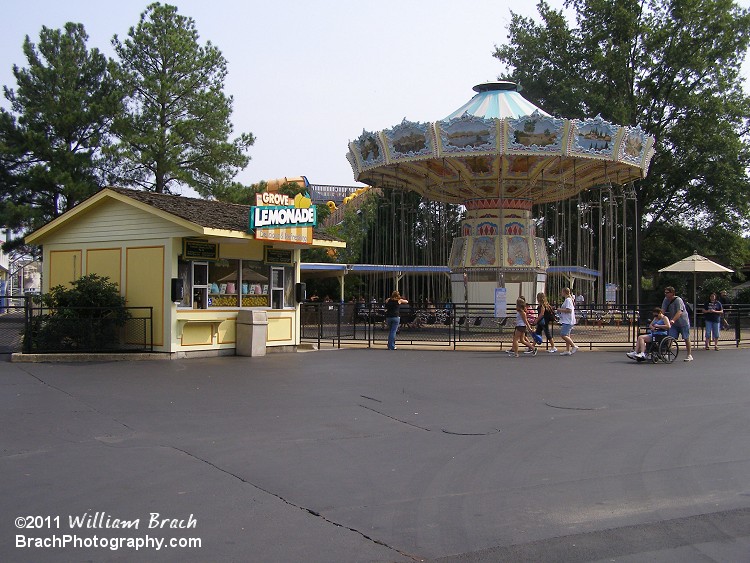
[544,401,607,411]
[358,404,431,431]
[170,446,423,562]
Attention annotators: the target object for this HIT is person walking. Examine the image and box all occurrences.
[557,287,578,356]
[384,290,408,350]
[702,292,723,351]
[535,292,557,353]
[662,286,693,361]
[509,297,537,357]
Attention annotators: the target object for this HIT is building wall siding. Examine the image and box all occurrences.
[50,200,197,243]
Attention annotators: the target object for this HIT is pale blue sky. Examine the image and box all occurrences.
[2,1,748,193]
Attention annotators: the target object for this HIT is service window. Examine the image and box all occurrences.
[178,257,275,309]
[192,262,209,309]
[208,259,269,308]
[271,267,284,309]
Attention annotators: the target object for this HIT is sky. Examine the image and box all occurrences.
[2,0,749,193]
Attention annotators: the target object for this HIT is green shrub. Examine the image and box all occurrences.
[33,274,130,351]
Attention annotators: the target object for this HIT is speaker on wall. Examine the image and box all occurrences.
[295,282,306,302]
[171,278,184,303]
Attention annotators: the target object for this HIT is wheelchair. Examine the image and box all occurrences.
[636,333,679,364]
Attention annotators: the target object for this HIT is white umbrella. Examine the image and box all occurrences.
[659,251,733,326]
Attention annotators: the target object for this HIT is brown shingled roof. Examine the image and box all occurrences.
[105,187,342,242]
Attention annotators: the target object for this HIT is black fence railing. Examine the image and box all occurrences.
[22,298,153,354]
[0,303,25,354]
[300,302,750,350]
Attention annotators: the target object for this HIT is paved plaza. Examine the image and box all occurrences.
[1,347,749,562]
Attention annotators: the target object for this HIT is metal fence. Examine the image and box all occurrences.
[0,302,25,354]
[21,298,153,354]
[300,302,750,350]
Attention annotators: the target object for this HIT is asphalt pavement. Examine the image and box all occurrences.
[2,347,749,562]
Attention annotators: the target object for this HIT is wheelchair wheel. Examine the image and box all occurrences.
[658,336,679,363]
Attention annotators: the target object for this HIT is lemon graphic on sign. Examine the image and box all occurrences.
[294,193,312,208]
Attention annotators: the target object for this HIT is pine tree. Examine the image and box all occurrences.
[111,2,254,195]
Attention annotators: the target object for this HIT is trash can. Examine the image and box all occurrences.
[236,310,268,356]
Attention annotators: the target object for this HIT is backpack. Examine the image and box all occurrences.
[684,300,693,320]
[543,306,554,323]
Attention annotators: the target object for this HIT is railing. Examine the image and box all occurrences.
[300,302,750,350]
[308,184,360,204]
[0,300,26,353]
[22,298,153,354]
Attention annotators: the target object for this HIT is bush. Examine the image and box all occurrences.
[736,287,750,303]
[32,274,131,351]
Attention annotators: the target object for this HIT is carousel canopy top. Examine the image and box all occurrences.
[444,81,550,120]
[347,82,655,205]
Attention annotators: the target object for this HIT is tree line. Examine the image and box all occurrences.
[3,0,750,298]
[0,2,254,251]
[494,0,750,289]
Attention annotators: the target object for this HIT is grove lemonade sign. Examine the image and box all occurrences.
[249,192,317,245]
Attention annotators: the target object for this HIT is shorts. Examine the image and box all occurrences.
[560,323,573,337]
[669,324,690,340]
[705,320,721,340]
[514,325,527,334]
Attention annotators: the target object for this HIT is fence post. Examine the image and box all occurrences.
[317,304,322,350]
[336,303,342,349]
[149,307,154,352]
[734,306,740,347]
[22,294,32,354]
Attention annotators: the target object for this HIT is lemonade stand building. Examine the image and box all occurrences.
[25,187,344,355]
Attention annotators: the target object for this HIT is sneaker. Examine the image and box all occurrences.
[531,348,538,356]
[636,352,647,359]
[548,348,558,353]
[560,351,572,356]
[626,351,638,359]
[571,346,579,355]
[684,355,694,362]
[523,349,535,354]
[506,350,516,356]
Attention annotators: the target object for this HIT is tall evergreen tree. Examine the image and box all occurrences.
[494,0,750,272]
[112,2,254,195]
[0,23,121,248]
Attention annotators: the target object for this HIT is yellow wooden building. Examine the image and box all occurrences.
[25,187,345,356]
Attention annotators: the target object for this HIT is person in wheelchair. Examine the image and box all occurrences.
[627,307,671,360]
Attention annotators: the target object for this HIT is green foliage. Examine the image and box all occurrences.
[32,274,130,351]
[640,222,750,280]
[736,286,750,303]
[111,3,254,196]
[212,180,267,204]
[325,193,378,264]
[0,23,122,245]
[494,0,750,269]
[700,276,732,299]
[43,274,127,313]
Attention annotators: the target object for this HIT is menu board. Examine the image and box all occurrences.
[183,239,219,260]
[264,247,293,265]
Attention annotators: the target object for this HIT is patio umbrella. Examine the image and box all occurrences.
[659,251,733,326]
[217,268,268,283]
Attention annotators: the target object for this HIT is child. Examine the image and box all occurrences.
[535,292,557,353]
[627,307,671,360]
[509,297,537,357]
